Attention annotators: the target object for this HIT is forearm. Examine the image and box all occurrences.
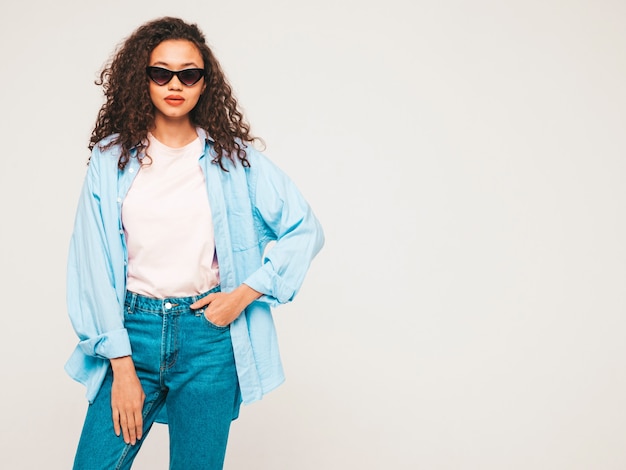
[235,283,263,310]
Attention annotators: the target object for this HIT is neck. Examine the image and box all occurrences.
[150,116,198,148]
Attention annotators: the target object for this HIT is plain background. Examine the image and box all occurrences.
[1,1,625,468]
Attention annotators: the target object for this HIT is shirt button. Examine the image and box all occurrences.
[119,230,124,235]
[164,302,172,310]
[117,197,122,203]
[129,168,135,173]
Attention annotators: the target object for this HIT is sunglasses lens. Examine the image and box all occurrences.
[179,69,204,86]
[147,67,205,86]
[148,67,173,85]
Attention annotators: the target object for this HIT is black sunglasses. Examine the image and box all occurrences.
[146,66,206,86]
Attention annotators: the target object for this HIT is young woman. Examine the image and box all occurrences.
[65,17,324,469]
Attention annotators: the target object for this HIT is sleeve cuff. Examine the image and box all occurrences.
[243,264,297,305]
[77,328,132,359]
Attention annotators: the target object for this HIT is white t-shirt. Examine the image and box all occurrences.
[122,133,219,298]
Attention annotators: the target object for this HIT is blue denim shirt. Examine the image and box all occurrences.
[65,131,324,405]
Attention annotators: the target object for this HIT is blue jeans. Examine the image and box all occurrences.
[73,286,241,470]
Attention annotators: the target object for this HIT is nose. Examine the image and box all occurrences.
[168,76,183,91]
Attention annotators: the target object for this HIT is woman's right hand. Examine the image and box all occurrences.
[110,356,146,445]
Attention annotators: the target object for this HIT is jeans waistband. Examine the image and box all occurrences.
[124,285,221,315]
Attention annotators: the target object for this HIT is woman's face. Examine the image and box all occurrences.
[147,39,206,124]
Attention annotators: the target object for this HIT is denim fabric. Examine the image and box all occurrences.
[73,286,241,470]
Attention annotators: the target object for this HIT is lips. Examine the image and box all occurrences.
[164,95,185,106]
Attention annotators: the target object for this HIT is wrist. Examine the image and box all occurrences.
[235,284,262,308]
[110,356,135,373]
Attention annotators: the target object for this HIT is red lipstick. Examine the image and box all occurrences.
[164,95,184,106]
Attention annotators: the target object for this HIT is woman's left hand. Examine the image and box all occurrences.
[191,284,262,327]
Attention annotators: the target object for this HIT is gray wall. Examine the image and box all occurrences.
[1,0,625,468]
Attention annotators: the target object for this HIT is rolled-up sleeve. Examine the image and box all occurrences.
[243,153,324,305]
[66,150,131,362]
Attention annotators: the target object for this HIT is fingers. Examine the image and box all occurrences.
[123,412,136,445]
[110,357,145,445]
[190,292,217,309]
[134,409,144,442]
[111,386,145,445]
[112,408,121,437]
[119,410,132,444]
[203,310,227,327]
[113,406,143,445]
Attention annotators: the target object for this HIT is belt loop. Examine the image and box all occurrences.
[127,291,137,314]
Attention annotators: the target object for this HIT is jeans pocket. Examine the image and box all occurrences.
[198,311,230,331]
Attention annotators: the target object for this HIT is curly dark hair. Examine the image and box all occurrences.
[90,16,256,170]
